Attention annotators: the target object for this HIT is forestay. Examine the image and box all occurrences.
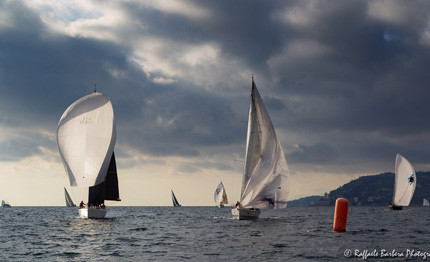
[240,81,290,209]
[57,92,116,188]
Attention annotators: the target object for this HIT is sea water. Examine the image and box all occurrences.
[1,206,430,261]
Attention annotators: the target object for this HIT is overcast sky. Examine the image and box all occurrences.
[1,0,430,206]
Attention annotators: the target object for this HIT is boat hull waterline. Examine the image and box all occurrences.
[231,208,261,220]
[79,207,107,218]
[389,205,403,211]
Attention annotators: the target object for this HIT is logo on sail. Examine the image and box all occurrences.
[408,174,415,185]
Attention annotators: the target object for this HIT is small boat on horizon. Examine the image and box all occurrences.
[423,198,429,207]
[64,187,76,207]
[172,190,181,207]
[389,153,416,211]
[1,200,11,208]
[214,181,228,208]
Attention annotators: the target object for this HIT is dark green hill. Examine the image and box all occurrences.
[288,171,430,206]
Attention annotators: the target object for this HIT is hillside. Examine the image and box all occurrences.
[287,195,322,207]
[288,171,430,206]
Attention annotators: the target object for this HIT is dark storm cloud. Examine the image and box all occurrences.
[271,0,430,133]
[288,143,339,164]
[0,0,246,165]
[190,1,287,67]
[260,1,430,169]
[0,1,137,123]
[116,83,243,158]
[1,0,430,175]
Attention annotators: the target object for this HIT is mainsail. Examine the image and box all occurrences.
[172,190,181,207]
[64,187,76,207]
[57,92,120,206]
[239,79,290,210]
[214,181,228,206]
[423,198,429,207]
[392,153,416,207]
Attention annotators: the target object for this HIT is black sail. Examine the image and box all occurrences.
[172,190,181,207]
[88,152,120,205]
[88,181,105,205]
[105,152,120,201]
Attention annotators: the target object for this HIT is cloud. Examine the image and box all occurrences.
[288,143,338,164]
[2,0,430,205]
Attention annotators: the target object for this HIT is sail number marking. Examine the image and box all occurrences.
[80,117,94,125]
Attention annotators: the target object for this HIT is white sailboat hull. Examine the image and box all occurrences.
[231,208,261,220]
[79,207,107,218]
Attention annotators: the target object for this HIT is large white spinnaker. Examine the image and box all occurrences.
[393,153,416,207]
[57,92,116,188]
[239,80,290,210]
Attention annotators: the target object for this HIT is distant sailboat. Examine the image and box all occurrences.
[214,181,228,208]
[232,77,290,220]
[423,198,429,207]
[172,190,181,207]
[57,91,121,218]
[389,153,416,210]
[1,200,11,208]
[64,187,76,207]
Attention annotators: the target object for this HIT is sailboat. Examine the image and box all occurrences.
[172,190,181,207]
[214,181,228,208]
[57,91,121,218]
[1,200,11,208]
[423,198,429,207]
[232,77,290,220]
[64,187,76,207]
[389,153,416,210]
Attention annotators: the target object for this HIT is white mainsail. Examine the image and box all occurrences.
[239,79,290,210]
[214,181,228,206]
[57,92,116,188]
[423,198,429,207]
[392,153,416,207]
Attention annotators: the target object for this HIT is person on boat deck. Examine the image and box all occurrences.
[235,201,240,208]
[101,203,105,209]
[79,201,85,208]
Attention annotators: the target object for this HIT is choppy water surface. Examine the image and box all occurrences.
[1,206,430,261]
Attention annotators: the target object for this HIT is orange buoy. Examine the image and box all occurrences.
[333,198,348,232]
